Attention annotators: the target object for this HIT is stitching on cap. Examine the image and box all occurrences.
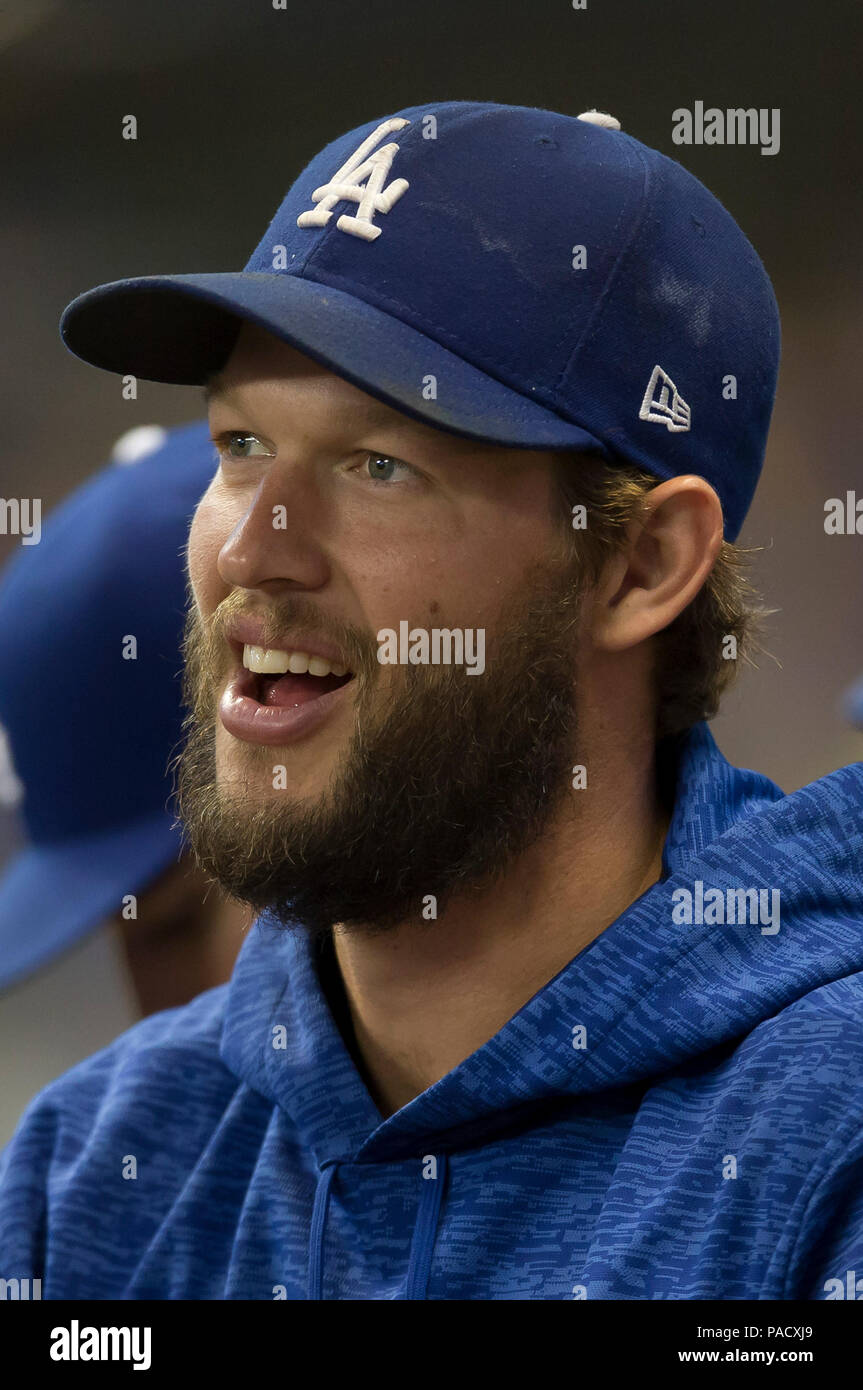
[552,135,656,395]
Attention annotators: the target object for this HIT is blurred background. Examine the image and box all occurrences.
[0,0,861,1140]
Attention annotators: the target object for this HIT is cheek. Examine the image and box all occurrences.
[187,489,229,617]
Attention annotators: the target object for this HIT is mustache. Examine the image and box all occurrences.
[182,585,382,699]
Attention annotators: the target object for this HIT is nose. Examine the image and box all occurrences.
[217,465,330,594]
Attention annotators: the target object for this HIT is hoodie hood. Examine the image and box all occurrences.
[221,720,863,1167]
[6,718,863,1300]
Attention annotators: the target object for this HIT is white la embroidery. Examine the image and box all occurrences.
[639,365,691,432]
[297,117,411,242]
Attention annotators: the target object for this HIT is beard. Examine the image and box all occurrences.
[176,556,584,941]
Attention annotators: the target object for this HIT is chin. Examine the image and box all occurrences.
[215,738,332,799]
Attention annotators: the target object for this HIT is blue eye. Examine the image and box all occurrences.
[216,433,273,460]
[364,453,413,482]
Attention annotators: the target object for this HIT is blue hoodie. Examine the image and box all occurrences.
[2,721,863,1300]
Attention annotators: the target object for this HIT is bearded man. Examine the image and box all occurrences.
[2,102,862,1302]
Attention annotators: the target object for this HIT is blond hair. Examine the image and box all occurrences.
[554,453,774,740]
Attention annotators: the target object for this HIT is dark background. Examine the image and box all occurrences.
[1,0,862,795]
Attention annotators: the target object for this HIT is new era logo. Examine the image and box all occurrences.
[639,365,691,432]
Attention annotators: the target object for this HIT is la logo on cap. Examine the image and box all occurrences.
[297,117,411,242]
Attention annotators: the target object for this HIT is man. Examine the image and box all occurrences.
[1,100,862,1300]
[0,422,245,1014]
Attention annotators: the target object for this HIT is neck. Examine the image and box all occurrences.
[333,727,670,1119]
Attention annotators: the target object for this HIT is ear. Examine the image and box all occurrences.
[590,476,724,653]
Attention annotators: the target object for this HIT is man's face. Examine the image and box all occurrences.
[181,322,587,936]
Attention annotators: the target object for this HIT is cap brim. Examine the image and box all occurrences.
[0,811,182,992]
[60,272,606,453]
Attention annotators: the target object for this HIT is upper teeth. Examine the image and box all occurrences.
[242,644,347,678]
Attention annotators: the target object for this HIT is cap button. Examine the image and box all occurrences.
[577,110,621,131]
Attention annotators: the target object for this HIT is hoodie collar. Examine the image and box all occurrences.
[221,722,863,1164]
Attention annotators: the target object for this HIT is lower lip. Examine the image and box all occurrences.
[218,667,353,746]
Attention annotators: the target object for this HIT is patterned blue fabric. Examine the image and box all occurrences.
[2,721,863,1300]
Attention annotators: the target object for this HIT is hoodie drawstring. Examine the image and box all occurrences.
[307,1154,448,1300]
[307,1161,338,1300]
[405,1153,448,1301]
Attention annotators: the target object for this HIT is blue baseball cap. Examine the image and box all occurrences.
[0,419,216,991]
[59,101,780,542]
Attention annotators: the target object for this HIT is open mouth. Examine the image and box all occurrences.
[240,644,354,709]
[218,636,358,746]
